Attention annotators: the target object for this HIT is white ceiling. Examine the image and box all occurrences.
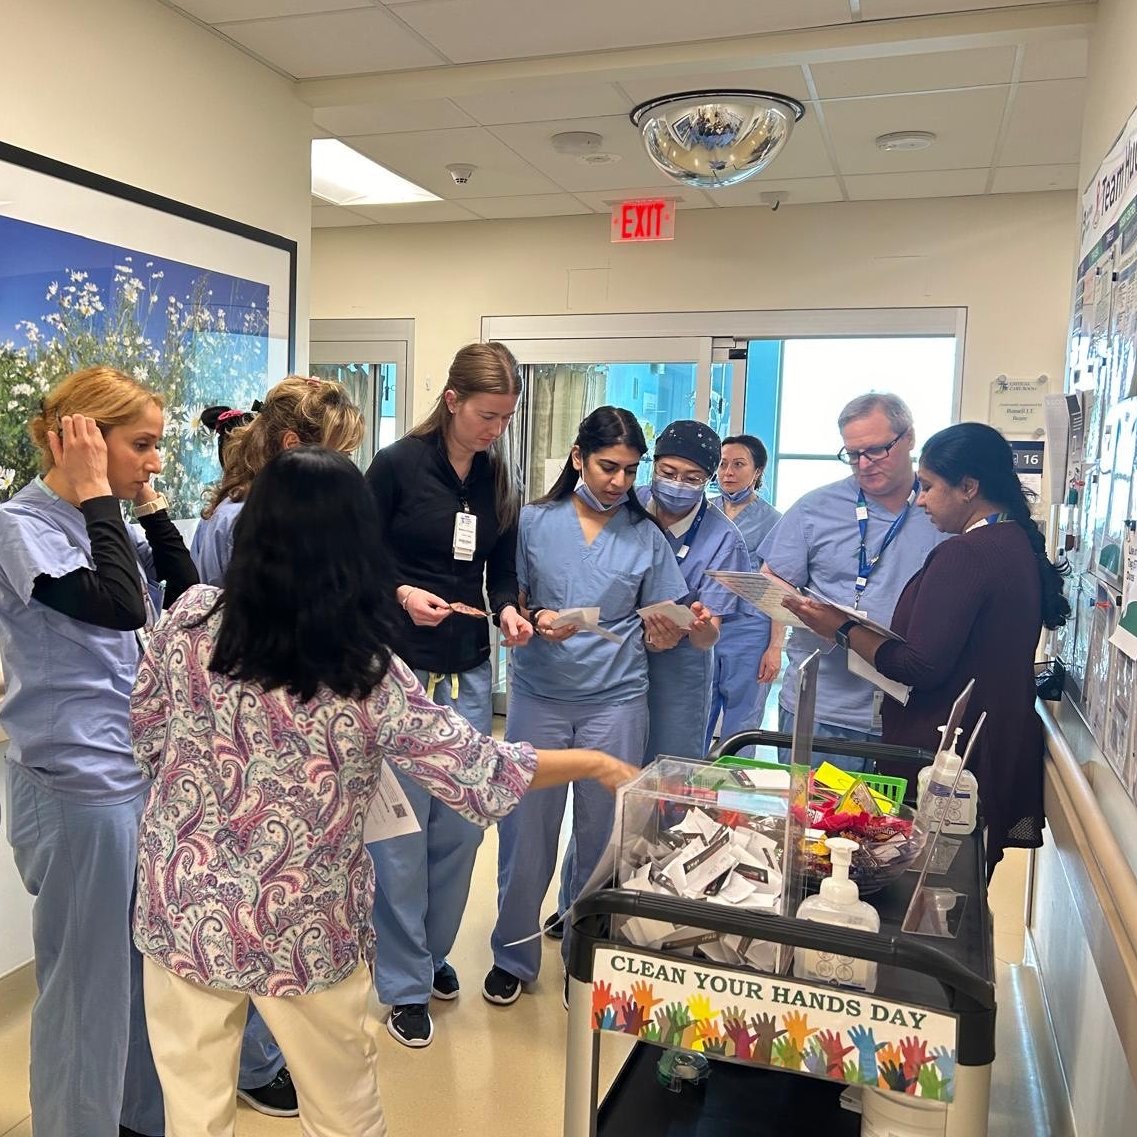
[163,0,1096,225]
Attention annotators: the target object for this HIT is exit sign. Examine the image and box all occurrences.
[611,198,675,243]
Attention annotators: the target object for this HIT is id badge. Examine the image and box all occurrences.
[871,689,884,734]
[453,510,477,562]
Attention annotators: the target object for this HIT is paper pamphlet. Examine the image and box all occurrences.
[706,570,808,626]
[637,600,695,628]
[551,606,623,644]
[363,764,422,843]
[806,591,905,642]
[847,650,911,705]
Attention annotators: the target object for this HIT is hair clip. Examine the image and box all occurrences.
[305,376,322,388]
[216,408,246,425]
[251,399,263,413]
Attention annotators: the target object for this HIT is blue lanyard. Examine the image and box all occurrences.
[966,512,1008,531]
[854,477,919,606]
[672,499,708,562]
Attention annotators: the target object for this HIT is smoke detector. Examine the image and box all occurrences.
[875,131,936,152]
[551,131,604,156]
[446,163,476,185]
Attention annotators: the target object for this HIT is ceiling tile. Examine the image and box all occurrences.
[311,206,376,228]
[571,186,716,212]
[844,168,988,201]
[1020,38,1089,82]
[460,194,593,219]
[173,1,370,21]
[703,175,845,207]
[349,127,563,197]
[617,66,812,106]
[821,87,1009,175]
[314,100,476,137]
[860,0,1069,16]
[453,82,631,126]
[811,46,1015,99]
[346,201,482,223]
[390,0,852,64]
[216,8,445,79]
[998,78,1086,167]
[485,115,667,192]
[990,164,1081,194]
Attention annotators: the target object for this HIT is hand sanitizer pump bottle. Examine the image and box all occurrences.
[916,726,978,836]
[793,837,881,992]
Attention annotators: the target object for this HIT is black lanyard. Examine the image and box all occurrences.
[854,477,919,607]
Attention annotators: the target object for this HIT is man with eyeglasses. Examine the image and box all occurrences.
[757,393,947,770]
[636,420,750,765]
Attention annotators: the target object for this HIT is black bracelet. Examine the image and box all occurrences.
[528,607,547,633]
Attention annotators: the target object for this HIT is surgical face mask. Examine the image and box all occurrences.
[574,479,625,513]
[652,476,705,514]
[720,485,754,505]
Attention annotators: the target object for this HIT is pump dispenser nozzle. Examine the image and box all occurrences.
[819,837,859,906]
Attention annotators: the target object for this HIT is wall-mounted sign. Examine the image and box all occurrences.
[990,374,1048,435]
[1010,439,1045,499]
[610,198,675,243]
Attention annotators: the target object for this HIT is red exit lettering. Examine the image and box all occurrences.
[610,198,676,243]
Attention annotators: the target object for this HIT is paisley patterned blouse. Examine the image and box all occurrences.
[131,585,537,996]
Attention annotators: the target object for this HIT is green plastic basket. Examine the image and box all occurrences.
[711,753,908,809]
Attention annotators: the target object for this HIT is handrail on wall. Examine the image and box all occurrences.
[1039,703,1137,1084]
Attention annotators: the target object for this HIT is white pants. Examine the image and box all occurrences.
[143,957,388,1137]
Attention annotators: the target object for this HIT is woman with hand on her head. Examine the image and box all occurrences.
[362,342,533,1048]
[707,434,782,751]
[191,376,364,586]
[784,423,1070,875]
[0,366,197,1137]
[131,446,635,1137]
[484,407,687,1007]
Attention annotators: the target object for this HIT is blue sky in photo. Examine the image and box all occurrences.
[0,214,270,349]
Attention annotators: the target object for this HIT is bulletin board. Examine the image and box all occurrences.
[1056,103,1137,805]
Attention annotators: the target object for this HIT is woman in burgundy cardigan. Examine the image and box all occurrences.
[786,423,1070,875]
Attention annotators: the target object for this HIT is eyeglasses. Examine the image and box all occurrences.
[837,430,906,466]
[656,463,709,487]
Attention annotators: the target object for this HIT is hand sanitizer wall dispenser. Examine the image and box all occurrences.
[793,837,880,992]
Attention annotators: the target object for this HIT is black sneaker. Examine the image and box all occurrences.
[236,1066,299,1117]
[543,912,564,940]
[432,961,460,1000]
[481,965,522,1005]
[388,1002,434,1048]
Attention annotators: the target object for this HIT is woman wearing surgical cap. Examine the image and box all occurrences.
[637,420,751,766]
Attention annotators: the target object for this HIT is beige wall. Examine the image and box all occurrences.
[1078,0,1137,193]
[1,0,314,364]
[312,189,1076,422]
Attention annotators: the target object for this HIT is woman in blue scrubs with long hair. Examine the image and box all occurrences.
[706,434,782,751]
[483,406,687,1006]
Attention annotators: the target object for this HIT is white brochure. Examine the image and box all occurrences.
[363,764,422,843]
[551,606,623,643]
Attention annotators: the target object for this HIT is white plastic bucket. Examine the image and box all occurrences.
[861,1088,948,1137]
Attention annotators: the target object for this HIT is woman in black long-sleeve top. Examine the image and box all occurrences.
[363,342,533,1049]
[0,366,197,1137]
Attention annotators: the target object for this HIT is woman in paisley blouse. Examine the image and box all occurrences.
[129,445,635,1137]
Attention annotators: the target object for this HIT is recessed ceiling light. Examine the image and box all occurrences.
[311,139,440,206]
[875,131,936,152]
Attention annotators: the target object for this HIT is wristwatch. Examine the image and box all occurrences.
[133,494,169,518]
[834,619,858,649]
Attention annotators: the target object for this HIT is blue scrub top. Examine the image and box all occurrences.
[509,498,687,704]
[710,493,781,626]
[190,497,243,586]
[0,480,160,801]
[757,475,946,733]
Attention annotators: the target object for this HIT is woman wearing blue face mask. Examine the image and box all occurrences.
[484,406,687,1007]
[636,421,751,768]
[706,434,782,752]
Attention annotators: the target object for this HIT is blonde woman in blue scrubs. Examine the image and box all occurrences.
[483,406,687,1006]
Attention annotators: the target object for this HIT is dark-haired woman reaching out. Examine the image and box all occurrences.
[785,422,1070,875]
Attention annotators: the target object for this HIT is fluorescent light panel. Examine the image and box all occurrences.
[311,139,440,206]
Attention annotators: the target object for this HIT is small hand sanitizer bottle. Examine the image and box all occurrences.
[793,837,880,992]
[916,726,978,836]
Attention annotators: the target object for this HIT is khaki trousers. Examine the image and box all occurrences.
[143,957,388,1137]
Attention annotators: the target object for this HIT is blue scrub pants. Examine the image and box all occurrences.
[491,692,648,982]
[645,639,714,766]
[367,661,491,1006]
[777,706,878,772]
[705,615,772,754]
[5,762,164,1137]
